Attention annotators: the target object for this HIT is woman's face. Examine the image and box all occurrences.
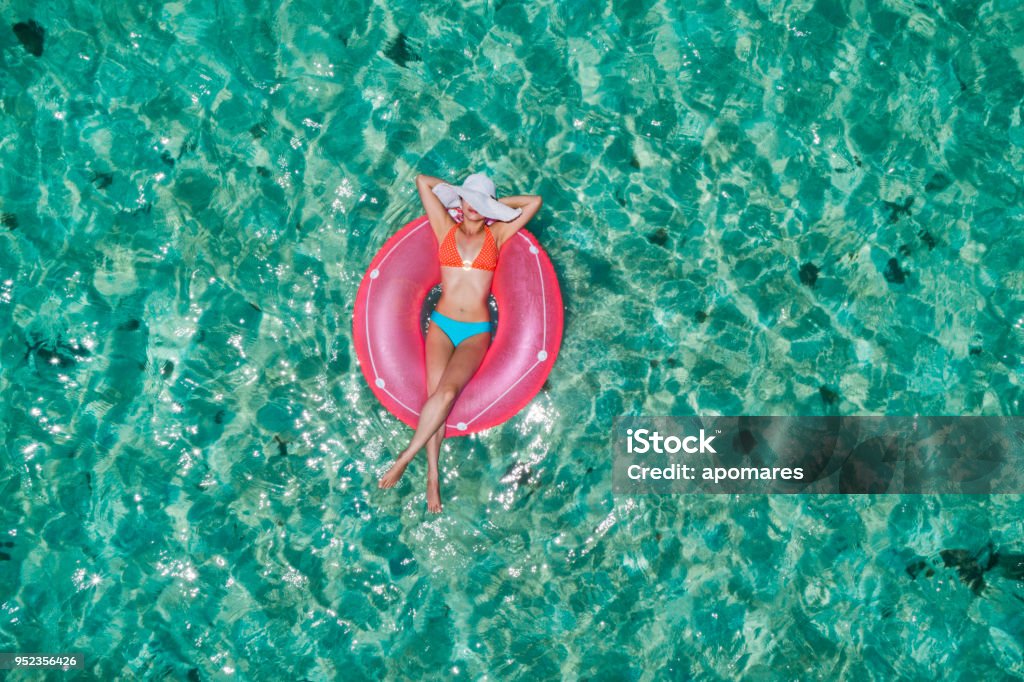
[461,199,483,220]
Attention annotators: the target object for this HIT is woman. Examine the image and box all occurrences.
[377,172,543,512]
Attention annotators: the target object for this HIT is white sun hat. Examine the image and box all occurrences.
[433,173,523,222]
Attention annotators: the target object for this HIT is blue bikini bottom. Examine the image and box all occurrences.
[430,310,494,347]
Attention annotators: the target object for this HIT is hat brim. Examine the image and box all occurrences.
[434,184,523,222]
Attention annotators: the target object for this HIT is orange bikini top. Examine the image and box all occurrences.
[438,224,498,272]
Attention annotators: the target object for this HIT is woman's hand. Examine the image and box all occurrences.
[493,194,543,248]
[416,174,455,240]
[416,174,446,190]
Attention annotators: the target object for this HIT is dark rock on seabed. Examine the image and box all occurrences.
[883,196,914,223]
[799,262,820,287]
[883,258,907,284]
[819,386,839,404]
[647,228,669,246]
[13,20,44,57]
[907,544,1024,595]
[385,32,420,67]
[925,172,951,193]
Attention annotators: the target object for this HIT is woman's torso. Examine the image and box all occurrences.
[435,223,497,321]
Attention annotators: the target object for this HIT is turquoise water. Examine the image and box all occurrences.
[2,0,1024,678]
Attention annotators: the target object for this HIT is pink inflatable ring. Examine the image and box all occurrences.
[353,214,563,437]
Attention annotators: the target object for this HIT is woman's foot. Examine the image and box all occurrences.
[426,473,443,513]
[378,453,413,489]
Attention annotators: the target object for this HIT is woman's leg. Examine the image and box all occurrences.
[378,322,453,492]
[378,329,490,496]
[400,332,489,455]
[423,326,452,512]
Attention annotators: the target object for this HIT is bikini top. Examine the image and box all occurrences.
[438,223,498,272]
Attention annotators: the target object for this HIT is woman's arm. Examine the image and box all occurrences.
[493,194,543,248]
[416,174,455,239]
[498,195,542,209]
